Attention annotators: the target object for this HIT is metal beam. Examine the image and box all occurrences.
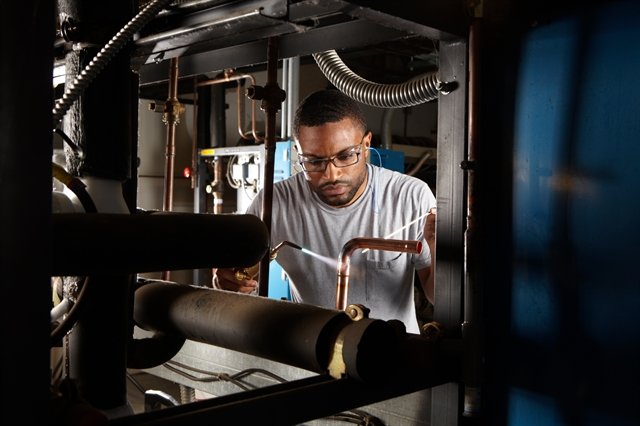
[431,37,468,426]
[137,19,409,85]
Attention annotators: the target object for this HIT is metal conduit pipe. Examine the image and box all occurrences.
[52,0,173,127]
[312,50,442,108]
[133,281,440,383]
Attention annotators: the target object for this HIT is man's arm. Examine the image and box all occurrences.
[417,207,436,305]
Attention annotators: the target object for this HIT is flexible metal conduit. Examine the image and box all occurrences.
[52,0,173,127]
[312,50,441,108]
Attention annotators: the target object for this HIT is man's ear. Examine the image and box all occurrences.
[363,131,372,159]
[364,130,372,148]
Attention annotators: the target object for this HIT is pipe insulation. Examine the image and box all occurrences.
[52,212,269,276]
[312,50,441,108]
[134,281,414,383]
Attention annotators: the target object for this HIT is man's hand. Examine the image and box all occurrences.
[418,207,437,305]
[212,267,258,294]
[425,207,436,249]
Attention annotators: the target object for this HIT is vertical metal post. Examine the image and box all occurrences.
[431,37,468,426]
[0,1,53,423]
[58,0,136,412]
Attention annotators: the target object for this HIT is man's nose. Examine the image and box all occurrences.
[323,160,341,180]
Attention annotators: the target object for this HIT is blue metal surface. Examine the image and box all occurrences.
[369,147,406,172]
[509,2,640,425]
[268,140,294,300]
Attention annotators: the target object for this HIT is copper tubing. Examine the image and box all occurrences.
[462,18,482,419]
[336,238,422,310]
[162,56,180,213]
[161,57,181,281]
[257,37,283,297]
[196,71,262,142]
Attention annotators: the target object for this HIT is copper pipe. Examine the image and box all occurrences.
[196,71,262,142]
[336,238,422,311]
[462,18,482,419]
[212,157,224,214]
[257,37,284,297]
[162,57,182,281]
[190,76,198,190]
[162,56,180,213]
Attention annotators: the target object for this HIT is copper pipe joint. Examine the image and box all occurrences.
[336,238,422,311]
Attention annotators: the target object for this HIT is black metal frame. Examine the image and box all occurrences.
[39,0,471,424]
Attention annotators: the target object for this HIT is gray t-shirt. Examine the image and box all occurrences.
[247,164,436,333]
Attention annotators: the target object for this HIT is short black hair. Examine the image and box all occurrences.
[292,89,367,138]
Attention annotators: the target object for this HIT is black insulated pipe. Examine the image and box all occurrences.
[52,212,269,276]
[135,281,352,374]
[133,282,418,381]
[133,282,455,385]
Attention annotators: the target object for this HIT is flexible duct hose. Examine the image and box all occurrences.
[312,50,442,108]
[52,0,174,127]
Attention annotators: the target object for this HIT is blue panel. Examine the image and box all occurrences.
[268,140,293,301]
[509,2,640,425]
[369,147,405,172]
[508,388,562,426]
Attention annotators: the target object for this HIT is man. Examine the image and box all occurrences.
[215,89,436,334]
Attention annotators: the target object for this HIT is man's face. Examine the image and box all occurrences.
[295,118,371,207]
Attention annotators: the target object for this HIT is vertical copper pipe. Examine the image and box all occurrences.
[162,57,180,281]
[336,238,422,310]
[196,72,259,141]
[257,37,282,297]
[190,76,198,190]
[162,57,179,212]
[463,18,482,418]
[212,157,223,214]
